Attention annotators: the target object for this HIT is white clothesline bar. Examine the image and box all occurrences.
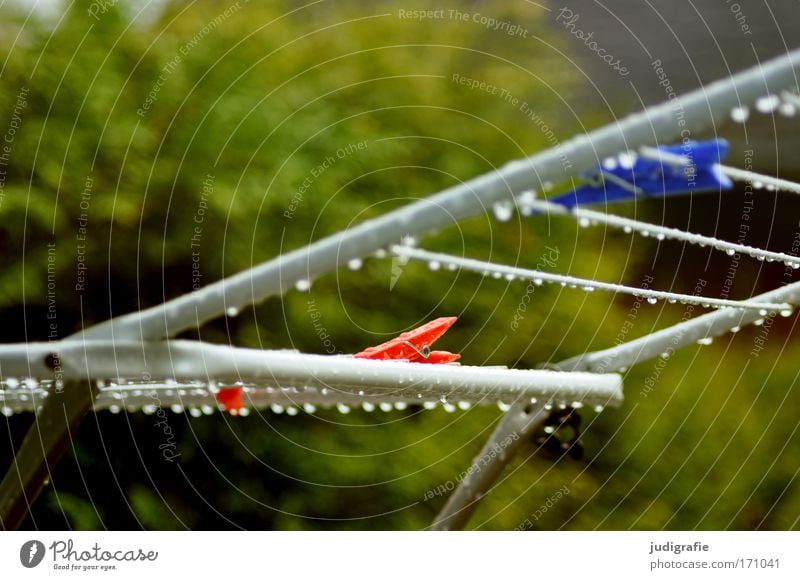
[522,198,800,268]
[390,245,793,313]
[0,340,623,412]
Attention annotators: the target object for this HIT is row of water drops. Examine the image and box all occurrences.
[121,397,601,416]
[1,389,601,418]
[393,252,793,313]
[574,216,800,269]
[730,92,800,123]
[494,190,800,272]
[417,253,796,314]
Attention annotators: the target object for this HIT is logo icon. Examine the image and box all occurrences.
[19,540,45,568]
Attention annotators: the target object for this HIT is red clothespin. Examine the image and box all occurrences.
[354,316,461,364]
[215,386,243,414]
[212,317,460,416]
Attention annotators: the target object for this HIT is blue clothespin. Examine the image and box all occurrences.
[548,139,733,209]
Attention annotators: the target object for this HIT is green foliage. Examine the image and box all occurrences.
[1,0,798,530]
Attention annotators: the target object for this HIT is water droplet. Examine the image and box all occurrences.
[497,401,511,411]
[271,404,285,414]
[754,318,765,326]
[286,406,298,416]
[428,260,441,271]
[623,225,633,234]
[756,94,780,113]
[394,402,408,411]
[544,426,555,434]
[443,403,456,413]
[533,278,543,286]
[2,406,14,417]
[379,402,393,412]
[754,181,765,190]
[758,309,769,316]
[780,308,794,317]
[303,403,317,414]
[647,297,658,305]
[423,401,437,410]
[189,407,202,417]
[778,102,797,117]
[109,405,122,414]
[170,404,184,414]
[295,279,311,292]
[457,401,471,410]
[336,403,351,414]
[492,271,502,279]
[618,151,637,169]
[517,191,537,216]
[201,405,214,415]
[655,233,666,241]
[239,407,251,417]
[725,249,736,256]
[578,217,591,228]
[779,101,796,117]
[730,326,741,333]
[660,351,671,359]
[602,157,618,170]
[401,235,417,247]
[594,405,605,413]
[226,306,239,317]
[492,200,514,222]
[583,286,595,292]
[730,105,749,123]
[696,337,713,346]
[347,258,363,271]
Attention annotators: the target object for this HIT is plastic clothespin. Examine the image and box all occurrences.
[215,386,244,414]
[547,139,733,209]
[354,316,461,364]
[212,317,461,415]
